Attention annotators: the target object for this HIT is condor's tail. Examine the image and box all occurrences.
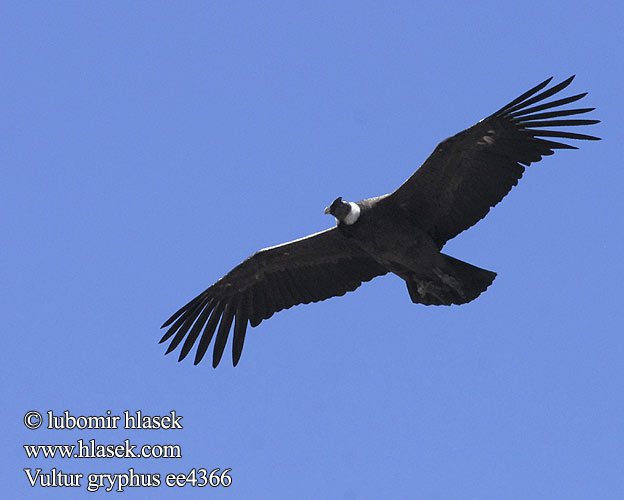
[405,254,497,306]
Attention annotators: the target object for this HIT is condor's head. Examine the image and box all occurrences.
[324,197,361,225]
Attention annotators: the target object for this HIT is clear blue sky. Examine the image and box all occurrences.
[4,2,623,498]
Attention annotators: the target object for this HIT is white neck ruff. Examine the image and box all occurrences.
[343,202,361,225]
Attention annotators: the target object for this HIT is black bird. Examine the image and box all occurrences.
[160,76,599,367]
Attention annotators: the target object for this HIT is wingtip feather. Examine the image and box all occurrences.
[165,340,180,355]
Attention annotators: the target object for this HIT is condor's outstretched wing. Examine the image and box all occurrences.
[160,228,387,367]
[385,76,600,248]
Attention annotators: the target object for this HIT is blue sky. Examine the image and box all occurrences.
[4,2,623,498]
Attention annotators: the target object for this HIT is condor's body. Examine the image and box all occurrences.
[160,76,599,367]
[336,197,443,280]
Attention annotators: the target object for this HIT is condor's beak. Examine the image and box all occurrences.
[324,206,331,215]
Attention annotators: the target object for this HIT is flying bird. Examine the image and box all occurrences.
[160,76,600,367]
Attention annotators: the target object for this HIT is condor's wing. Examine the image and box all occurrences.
[385,76,600,248]
[160,227,387,367]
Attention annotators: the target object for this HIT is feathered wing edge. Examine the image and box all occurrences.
[159,229,387,367]
[492,75,600,154]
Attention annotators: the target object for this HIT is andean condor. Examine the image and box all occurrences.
[160,76,600,367]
